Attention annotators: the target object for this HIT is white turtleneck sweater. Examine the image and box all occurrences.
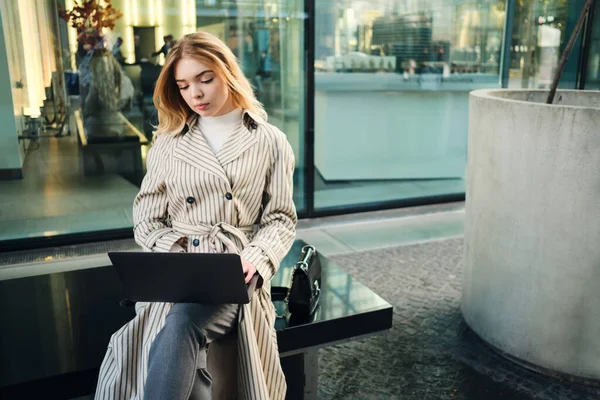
[198,108,243,154]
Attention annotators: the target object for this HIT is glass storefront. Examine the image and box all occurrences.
[313,0,505,210]
[0,0,597,247]
[0,0,305,245]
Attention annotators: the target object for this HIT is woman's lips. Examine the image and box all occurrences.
[195,103,209,111]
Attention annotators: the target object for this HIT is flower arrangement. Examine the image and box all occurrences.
[58,0,123,32]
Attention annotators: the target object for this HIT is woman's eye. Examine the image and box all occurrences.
[201,78,214,84]
[178,85,189,91]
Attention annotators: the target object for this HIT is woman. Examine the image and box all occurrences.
[95,32,297,400]
[83,49,121,122]
[83,49,134,123]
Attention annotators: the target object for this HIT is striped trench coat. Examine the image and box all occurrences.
[95,110,297,400]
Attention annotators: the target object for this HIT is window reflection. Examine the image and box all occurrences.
[313,0,505,211]
[508,0,580,89]
[0,0,305,244]
[316,0,505,78]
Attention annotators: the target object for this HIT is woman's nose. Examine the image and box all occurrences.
[191,84,203,99]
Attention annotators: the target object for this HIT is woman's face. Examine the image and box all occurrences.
[174,56,235,117]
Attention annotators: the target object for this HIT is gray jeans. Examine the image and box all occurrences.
[144,303,239,400]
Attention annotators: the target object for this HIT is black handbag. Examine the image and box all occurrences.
[272,245,322,318]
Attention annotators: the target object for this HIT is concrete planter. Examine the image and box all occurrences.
[463,89,600,380]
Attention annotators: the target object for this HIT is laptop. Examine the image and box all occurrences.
[108,252,258,304]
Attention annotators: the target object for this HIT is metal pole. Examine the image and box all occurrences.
[304,0,315,215]
[501,0,516,88]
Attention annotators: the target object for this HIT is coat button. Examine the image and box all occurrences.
[186,196,195,204]
[192,239,200,247]
[225,192,233,200]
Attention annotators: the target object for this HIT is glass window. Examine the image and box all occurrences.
[585,0,600,89]
[0,0,305,245]
[507,0,585,89]
[314,0,506,211]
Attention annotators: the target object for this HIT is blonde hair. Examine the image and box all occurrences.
[153,32,266,135]
[90,49,121,110]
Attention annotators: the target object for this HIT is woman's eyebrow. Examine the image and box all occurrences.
[175,70,213,83]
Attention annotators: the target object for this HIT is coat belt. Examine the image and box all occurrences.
[171,220,254,254]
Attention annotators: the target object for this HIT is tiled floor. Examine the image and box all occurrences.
[0,127,140,241]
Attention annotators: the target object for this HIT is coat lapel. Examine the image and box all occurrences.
[172,110,260,183]
[215,121,258,166]
[173,116,230,183]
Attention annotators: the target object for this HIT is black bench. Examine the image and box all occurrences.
[0,240,392,399]
[75,110,148,186]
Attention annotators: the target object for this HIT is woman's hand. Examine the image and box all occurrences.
[241,258,257,284]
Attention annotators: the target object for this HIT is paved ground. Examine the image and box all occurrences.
[319,238,600,400]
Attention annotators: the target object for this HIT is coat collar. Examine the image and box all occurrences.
[172,109,261,184]
[180,109,263,134]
